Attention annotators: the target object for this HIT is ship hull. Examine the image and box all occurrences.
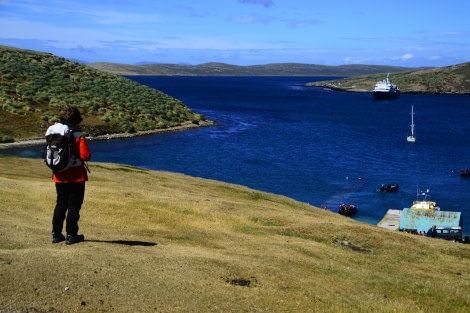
[373,90,400,100]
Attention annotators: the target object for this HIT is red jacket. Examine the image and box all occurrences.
[53,134,91,183]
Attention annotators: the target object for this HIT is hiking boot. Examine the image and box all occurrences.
[66,234,85,245]
[51,232,65,243]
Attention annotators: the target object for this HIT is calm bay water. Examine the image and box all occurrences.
[5,76,470,234]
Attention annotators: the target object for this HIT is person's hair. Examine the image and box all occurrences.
[59,105,83,125]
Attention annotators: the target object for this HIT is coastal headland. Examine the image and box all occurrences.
[307,63,470,94]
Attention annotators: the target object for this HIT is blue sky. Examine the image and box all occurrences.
[1,0,469,67]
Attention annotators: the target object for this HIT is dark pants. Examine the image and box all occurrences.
[52,182,85,236]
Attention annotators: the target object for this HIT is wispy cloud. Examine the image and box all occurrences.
[238,0,274,8]
[1,0,468,66]
[416,30,470,37]
[2,0,161,25]
[68,45,96,55]
[228,14,274,24]
[177,4,214,18]
[283,19,320,28]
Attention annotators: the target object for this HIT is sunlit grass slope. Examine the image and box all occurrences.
[1,155,469,312]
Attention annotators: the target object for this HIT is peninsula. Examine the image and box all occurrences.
[0,45,210,144]
[307,62,470,94]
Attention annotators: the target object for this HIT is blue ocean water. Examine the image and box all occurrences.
[4,76,470,235]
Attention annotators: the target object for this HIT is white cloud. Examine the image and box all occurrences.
[401,53,414,61]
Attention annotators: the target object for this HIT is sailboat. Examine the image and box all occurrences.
[407,105,416,143]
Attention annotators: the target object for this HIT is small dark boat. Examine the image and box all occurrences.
[460,169,470,177]
[338,203,358,217]
[380,183,399,192]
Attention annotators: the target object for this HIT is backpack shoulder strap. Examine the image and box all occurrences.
[45,122,70,137]
[67,130,90,173]
[70,130,84,138]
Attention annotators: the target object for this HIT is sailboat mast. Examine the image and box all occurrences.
[407,105,416,142]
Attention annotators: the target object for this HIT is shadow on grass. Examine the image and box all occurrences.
[86,239,157,246]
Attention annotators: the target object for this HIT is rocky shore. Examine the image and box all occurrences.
[0,120,217,150]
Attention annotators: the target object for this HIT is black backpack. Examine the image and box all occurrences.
[44,123,83,173]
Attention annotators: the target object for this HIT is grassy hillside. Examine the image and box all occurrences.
[308,63,470,94]
[1,155,470,312]
[89,61,416,77]
[0,45,207,143]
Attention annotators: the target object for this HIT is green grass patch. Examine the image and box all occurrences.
[0,243,24,250]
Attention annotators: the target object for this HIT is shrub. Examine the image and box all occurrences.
[0,136,14,143]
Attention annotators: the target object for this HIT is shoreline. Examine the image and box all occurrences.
[0,119,218,150]
[306,84,470,95]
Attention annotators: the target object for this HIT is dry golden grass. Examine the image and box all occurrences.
[1,155,470,313]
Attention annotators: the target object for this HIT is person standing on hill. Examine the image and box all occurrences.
[49,106,91,245]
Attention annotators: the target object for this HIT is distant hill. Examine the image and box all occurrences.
[88,61,421,77]
[307,63,470,94]
[0,45,208,143]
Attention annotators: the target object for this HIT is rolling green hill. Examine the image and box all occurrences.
[0,45,207,143]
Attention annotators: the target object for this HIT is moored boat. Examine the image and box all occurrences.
[380,183,399,192]
[372,73,400,100]
[410,188,439,210]
[460,168,470,177]
[338,203,358,217]
[407,105,416,143]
